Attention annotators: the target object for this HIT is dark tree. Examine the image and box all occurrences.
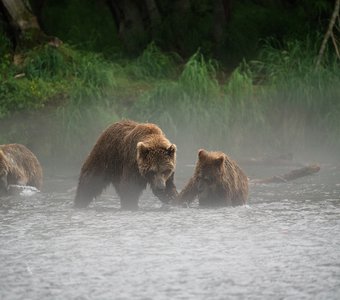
[1,0,60,51]
[316,0,340,67]
[212,0,232,55]
[106,0,149,52]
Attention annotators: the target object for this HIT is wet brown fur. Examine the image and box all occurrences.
[74,119,178,209]
[0,144,43,194]
[178,149,248,206]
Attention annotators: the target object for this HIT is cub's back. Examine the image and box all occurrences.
[0,144,43,189]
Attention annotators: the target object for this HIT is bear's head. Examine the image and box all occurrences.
[195,149,226,202]
[0,150,9,193]
[137,141,176,191]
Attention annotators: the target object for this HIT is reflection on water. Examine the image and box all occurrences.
[0,165,340,299]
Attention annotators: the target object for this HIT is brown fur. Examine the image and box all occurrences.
[178,149,248,207]
[0,144,43,194]
[74,119,178,209]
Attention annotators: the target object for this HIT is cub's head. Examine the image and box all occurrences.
[137,141,176,191]
[195,149,225,199]
[0,150,9,193]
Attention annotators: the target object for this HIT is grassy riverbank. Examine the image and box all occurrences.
[1,35,339,165]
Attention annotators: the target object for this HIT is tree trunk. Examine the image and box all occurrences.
[316,0,340,68]
[2,0,40,31]
[30,0,47,30]
[212,0,232,56]
[106,0,149,53]
[173,0,191,12]
[250,164,321,184]
[145,0,161,35]
[1,0,60,51]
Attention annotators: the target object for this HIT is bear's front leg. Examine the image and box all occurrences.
[118,186,142,210]
[151,173,178,204]
[176,177,198,205]
[0,174,8,195]
[117,175,145,210]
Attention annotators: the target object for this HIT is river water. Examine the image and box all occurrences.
[1,163,340,299]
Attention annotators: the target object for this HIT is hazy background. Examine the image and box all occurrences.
[1,0,339,173]
[1,3,340,299]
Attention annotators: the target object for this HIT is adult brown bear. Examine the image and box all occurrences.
[0,144,43,195]
[74,120,178,209]
[178,149,248,207]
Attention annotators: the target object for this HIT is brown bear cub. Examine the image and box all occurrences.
[0,144,43,195]
[177,149,248,207]
[74,119,178,209]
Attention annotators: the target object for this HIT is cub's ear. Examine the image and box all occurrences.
[137,142,149,159]
[198,149,208,160]
[215,155,225,166]
[167,144,176,156]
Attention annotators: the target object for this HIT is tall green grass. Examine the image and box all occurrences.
[0,41,122,161]
[125,42,179,80]
[0,43,118,117]
[1,38,339,163]
[250,38,340,152]
[129,40,340,159]
[129,51,262,156]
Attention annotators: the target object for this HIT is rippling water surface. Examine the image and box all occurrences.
[1,164,340,299]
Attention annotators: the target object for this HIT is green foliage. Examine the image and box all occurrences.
[249,37,340,150]
[179,52,219,100]
[21,44,116,87]
[0,38,123,162]
[0,30,11,56]
[0,41,118,117]
[125,42,179,80]
[1,28,339,161]
[0,77,65,118]
[41,0,120,53]
[23,44,72,78]
[0,33,12,82]
[224,63,264,126]
[55,97,119,158]
[127,38,340,156]
[129,52,228,150]
[223,1,322,64]
[153,0,214,57]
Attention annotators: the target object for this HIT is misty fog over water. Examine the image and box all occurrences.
[1,0,340,298]
[1,163,340,299]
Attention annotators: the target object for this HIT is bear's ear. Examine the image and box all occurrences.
[215,155,225,166]
[167,144,176,156]
[137,142,149,159]
[198,149,208,160]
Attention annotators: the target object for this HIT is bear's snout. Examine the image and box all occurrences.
[153,176,166,190]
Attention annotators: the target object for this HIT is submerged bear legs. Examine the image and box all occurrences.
[116,181,143,210]
[74,172,109,208]
[114,170,147,210]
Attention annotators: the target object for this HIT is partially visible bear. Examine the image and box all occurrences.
[177,149,248,207]
[0,144,43,195]
[74,119,178,209]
